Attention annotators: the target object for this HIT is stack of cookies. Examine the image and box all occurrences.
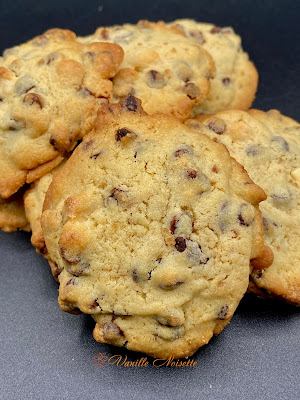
[1,20,299,359]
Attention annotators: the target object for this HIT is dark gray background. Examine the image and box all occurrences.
[0,1,299,399]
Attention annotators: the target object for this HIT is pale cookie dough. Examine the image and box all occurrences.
[42,96,268,358]
[169,19,258,115]
[186,109,300,305]
[0,28,124,198]
[80,21,215,121]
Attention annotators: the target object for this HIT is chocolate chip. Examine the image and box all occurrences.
[50,261,62,279]
[271,136,289,151]
[262,216,269,233]
[170,213,193,237]
[174,146,193,157]
[78,87,94,97]
[156,316,172,326]
[124,95,138,112]
[116,128,133,141]
[159,280,184,290]
[186,240,209,265]
[45,52,62,65]
[65,263,89,277]
[60,247,81,264]
[219,201,230,233]
[218,305,229,319]
[14,75,36,95]
[175,237,186,252]
[9,119,25,131]
[210,26,222,33]
[222,77,231,86]
[84,51,96,61]
[176,63,193,83]
[212,165,219,173]
[90,152,101,159]
[173,23,184,32]
[83,140,93,150]
[170,216,178,234]
[156,325,185,340]
[246,145,260,156]
[221,201,228,211]
[109,188,127,203]
[101,321,125,341]
[207,118,226,134]
[238,203,254,227]
[183,82,200,99]
[271,193,291,204]
[23,93,43,108]
[66,279,76,286]
[186,169,197,179]
[254,270,263,279]
[146,70,166,89]
[189,30,205,44]
[132,269,139,282]
[156,315,182,327]
[91,299,102,311]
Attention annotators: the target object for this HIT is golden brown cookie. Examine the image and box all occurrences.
[0,28,123,198]
[169,19,258,115]
[186,109,300,305]
[80,21,215,121]
[42,96,268,359]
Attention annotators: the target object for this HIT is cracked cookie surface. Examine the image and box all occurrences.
[0,28,123,198]
[186,109,300,305]
[80,21,215,121]
[169,19,258,115]
[42,96,267,359]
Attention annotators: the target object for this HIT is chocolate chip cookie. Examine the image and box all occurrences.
[169,19,258,115]
[41,96,269,358]
[0,28,124,198]
[186,109,300,305]
[80,21,215,121]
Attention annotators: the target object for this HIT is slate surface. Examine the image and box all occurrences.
[0,1,299,399]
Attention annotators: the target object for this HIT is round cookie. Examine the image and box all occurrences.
[80,21,215,121]
[42,96,268,359]
[169,19,258,115]
[186,109,300,305]
[0,28,124,198]
[0,188,30,233]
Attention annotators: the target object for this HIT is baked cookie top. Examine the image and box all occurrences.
[169,19,258,115]
[0,28,124,198]
[42,96,267,359]
[186,109,300,305]
[0,189,30,233]
[80,21,215,121]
